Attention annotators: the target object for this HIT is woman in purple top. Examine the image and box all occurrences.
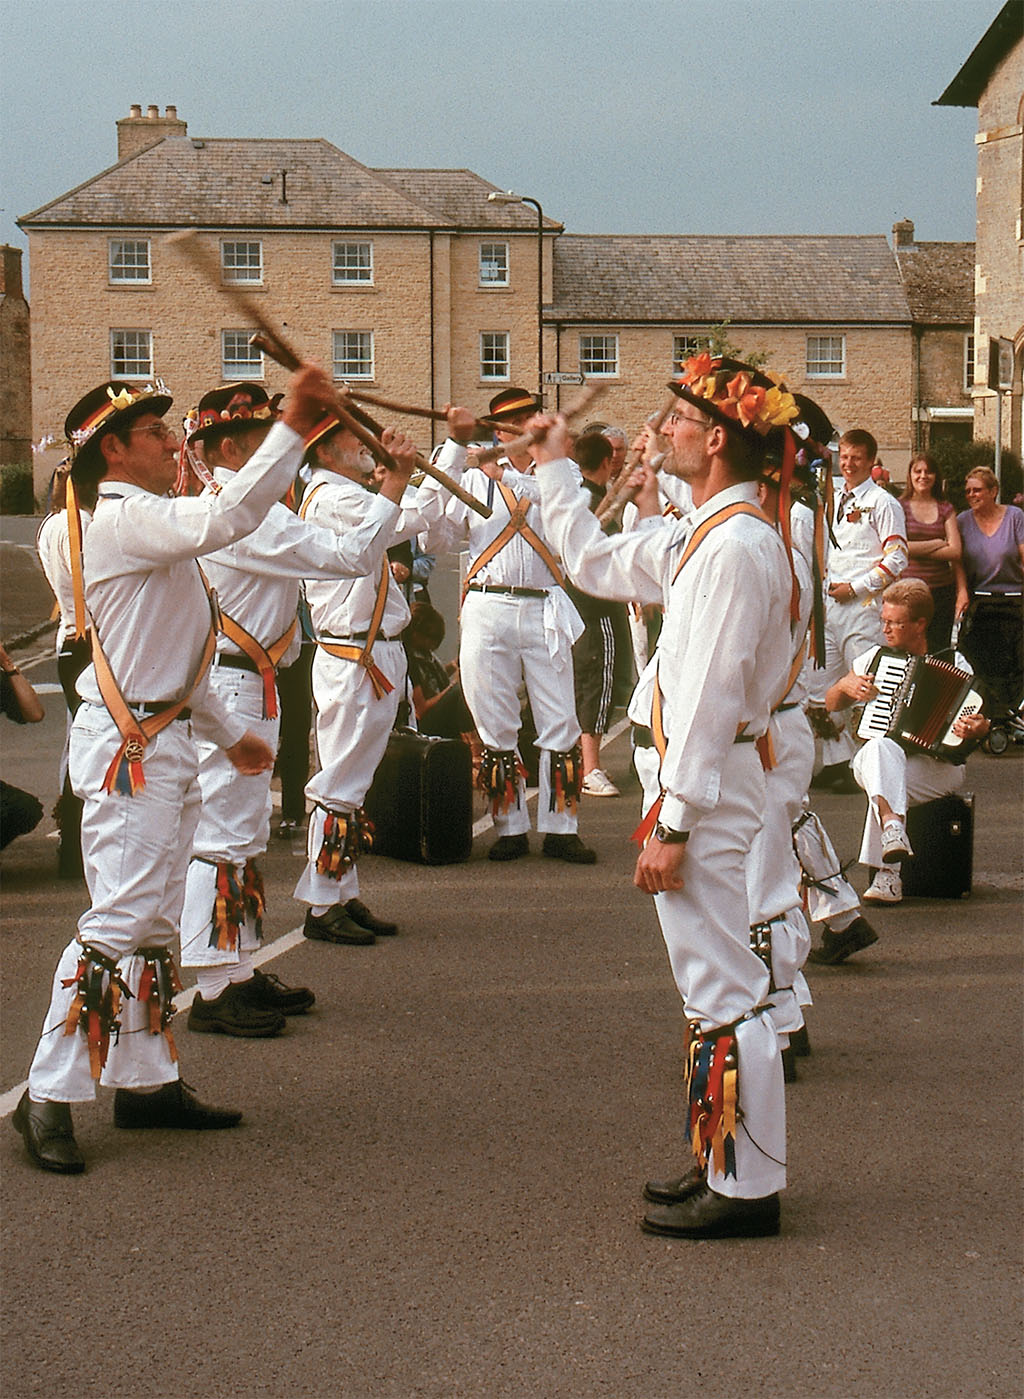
[900,453,966,651]
[957,466,1024,720]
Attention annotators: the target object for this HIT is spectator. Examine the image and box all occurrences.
[1,644,45,850]
[957,466,1024,723]
[402,602,476,744]
[900,453,965,652]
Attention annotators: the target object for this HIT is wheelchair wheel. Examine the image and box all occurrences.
[985,726,1009,755]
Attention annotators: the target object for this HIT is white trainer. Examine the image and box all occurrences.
[863,867,903,904]
[880,819,913,863]
[581,768,620,798]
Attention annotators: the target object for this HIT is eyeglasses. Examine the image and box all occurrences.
[665,411,712,429]
[128,423,175,442]
[964,485,991,496]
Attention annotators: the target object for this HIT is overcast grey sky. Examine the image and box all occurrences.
[0,0,998,262]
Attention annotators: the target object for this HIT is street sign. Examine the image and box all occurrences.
[542,371,585,386]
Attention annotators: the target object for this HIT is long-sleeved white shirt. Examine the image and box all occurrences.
[200,465,400,667]
[37,507,91,650]
[538,460,792,832]
[76,420,304,749]
[828,476,907,596]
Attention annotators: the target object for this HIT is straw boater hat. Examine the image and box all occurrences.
[188,383,276,445]
[65,380,173,482]
[488,386,541,423]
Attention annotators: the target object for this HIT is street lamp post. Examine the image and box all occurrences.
[486,190,544,400]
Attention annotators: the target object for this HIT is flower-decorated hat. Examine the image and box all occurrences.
[488,387,541,423]
[65,380,173,480]
[188,383,276,444]
[668,354,798,444]
[761,393,834,492]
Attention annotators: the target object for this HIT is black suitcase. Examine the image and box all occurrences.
[364,729,473,865]
[901,792,974,898]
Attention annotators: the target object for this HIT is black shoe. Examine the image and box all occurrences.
[488,834,530,862]
[113,1080,242,1130]
[808,916,879,966]
[641,1183,781,1239]
[275,818,301,840]
[541,833,597,865]
[782,1046,798,1083]
[303,905,375,945]
[789,1024,811,1057]
[642,1166,705,1206]
[188,983,286,1037]
[12,1093,85,1174]
[241,968,315,1015]
[810,762,860,794]
[344,898,398,937]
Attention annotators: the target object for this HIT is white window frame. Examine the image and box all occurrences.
[221,330,265,381]
[579,333,619,378]
[672,333,709,371]
[806,334,846,379]
[479,241,509,287]
[110,329,153,380]
[480,331,510,382]
[108,238,151,284]
[963,333,976,392]
[332,240,374,285]
[332,330,375,380]
[221,240,263,284]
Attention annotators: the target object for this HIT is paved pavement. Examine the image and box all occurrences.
[1,529,1022,1399]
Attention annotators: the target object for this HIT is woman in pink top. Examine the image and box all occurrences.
[899,453,966,652]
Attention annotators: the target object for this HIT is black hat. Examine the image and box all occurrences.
[65,380,173,480]
[667,354,798,445]
[302,400,381,464]
[488,386,541,422]
[762,394,834,491]
[189,383,275,444]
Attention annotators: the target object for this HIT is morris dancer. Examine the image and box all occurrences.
[536,356,796,1239]
[13,365,333,1174]
[177,383,414,1035]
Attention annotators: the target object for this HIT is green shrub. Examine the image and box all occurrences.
[928,439,1022,512]
[0,462,34,514]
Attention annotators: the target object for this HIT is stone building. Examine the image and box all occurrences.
[0,245,32,468]
[891,219,975,454]
[19,104,979,487]
[936,0,1024,460]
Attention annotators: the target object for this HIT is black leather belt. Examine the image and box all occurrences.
[127,702,193,720]
[321,631,402,643]
[215,654,261,674]
[773,702,799,713]
[467,584,548,599]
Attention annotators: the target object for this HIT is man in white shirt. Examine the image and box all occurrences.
[818,429,907,789]
[535,355,796,1239]
[14,366,334,1175]
[177,383,415,1035]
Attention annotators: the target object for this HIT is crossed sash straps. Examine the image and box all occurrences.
[217,610,297,719]
[462,479,563,598]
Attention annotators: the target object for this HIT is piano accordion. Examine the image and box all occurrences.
[856,650,982,763]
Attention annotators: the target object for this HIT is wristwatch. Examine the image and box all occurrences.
[654,822,689,845]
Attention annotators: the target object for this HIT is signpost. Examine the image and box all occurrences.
[542,371,585,386]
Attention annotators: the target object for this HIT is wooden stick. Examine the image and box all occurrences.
[594,395,677,529]
[165,230,489,518]
[340,385,505,434]
[471,384,607,465]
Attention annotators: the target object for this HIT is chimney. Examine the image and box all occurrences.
[892,219,915,248]
[117,104,187,161]
[0,245,26,300]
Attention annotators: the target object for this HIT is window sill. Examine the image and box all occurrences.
[478,283,513,292]
[108,282,154,290]
[331,283,378,292]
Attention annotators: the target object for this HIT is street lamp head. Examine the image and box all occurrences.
[487,190,523,205]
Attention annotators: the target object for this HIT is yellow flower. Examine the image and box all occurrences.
[107,387,135,411]
[762,386,799,427]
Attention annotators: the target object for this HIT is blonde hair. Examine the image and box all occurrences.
[883,578,934,625]
[964,466,998,493]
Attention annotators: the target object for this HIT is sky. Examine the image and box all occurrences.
[0,0,1000,270]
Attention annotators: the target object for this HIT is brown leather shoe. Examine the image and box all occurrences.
[12,1092,85,1174]
[303,905,375,945]
[642,1166,705,1206]
[642,1183,780,1238]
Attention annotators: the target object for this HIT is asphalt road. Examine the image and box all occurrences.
[1,531,1022,1399]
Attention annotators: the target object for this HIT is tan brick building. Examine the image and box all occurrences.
[0,245,32,468]
[20,104,979,489]
[937,0,1024,462]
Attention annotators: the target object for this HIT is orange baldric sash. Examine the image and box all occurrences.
[65,475,88,640]
[91,566,218,795]
[462,479,563,600]
[217,611,297,719]
[633,501,772,848]
[299,480,395,700]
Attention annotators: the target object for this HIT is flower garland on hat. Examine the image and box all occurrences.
[677,353,799,436]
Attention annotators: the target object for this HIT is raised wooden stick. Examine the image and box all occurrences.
[471,384,607,465]
[339,385,505,434]
[594,394,677,529]
[165,230,489,518]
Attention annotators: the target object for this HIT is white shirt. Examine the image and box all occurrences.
[201,466,400,667]
[538,462,792,831]
[828,476,907,597]
[76,420,304,749]
[37,507,91,650]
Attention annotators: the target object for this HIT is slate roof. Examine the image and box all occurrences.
[374,169,563,231]
[894,242,975,323]
[935,1,1022,107]
[20,138,459,230]
[549,234,911,324]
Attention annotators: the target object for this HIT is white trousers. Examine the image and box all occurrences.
[635,742,786,1198]
[459,592,581,836]
[820,595,886,766]
[180,667,279,968]
[852,738,964,868]
[293,639,404,907]
[28,703,198,1101]
[793,808,861,925]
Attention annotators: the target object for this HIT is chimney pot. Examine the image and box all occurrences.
[130,103,142,118]
[147,104,159,119]
[166,105,177,119]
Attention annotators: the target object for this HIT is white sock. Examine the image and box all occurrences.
[827,910,858,933]
[228,951,255,985]
[196,967,232,1000]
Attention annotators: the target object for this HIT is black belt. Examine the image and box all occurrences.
[632,723,760,747]
[321,631,402,643]
[467,584,548,599]
[773,702,799,714]
[127,702,193,720]
[215,654,261,675]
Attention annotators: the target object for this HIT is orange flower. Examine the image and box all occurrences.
[681,351,715,384]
